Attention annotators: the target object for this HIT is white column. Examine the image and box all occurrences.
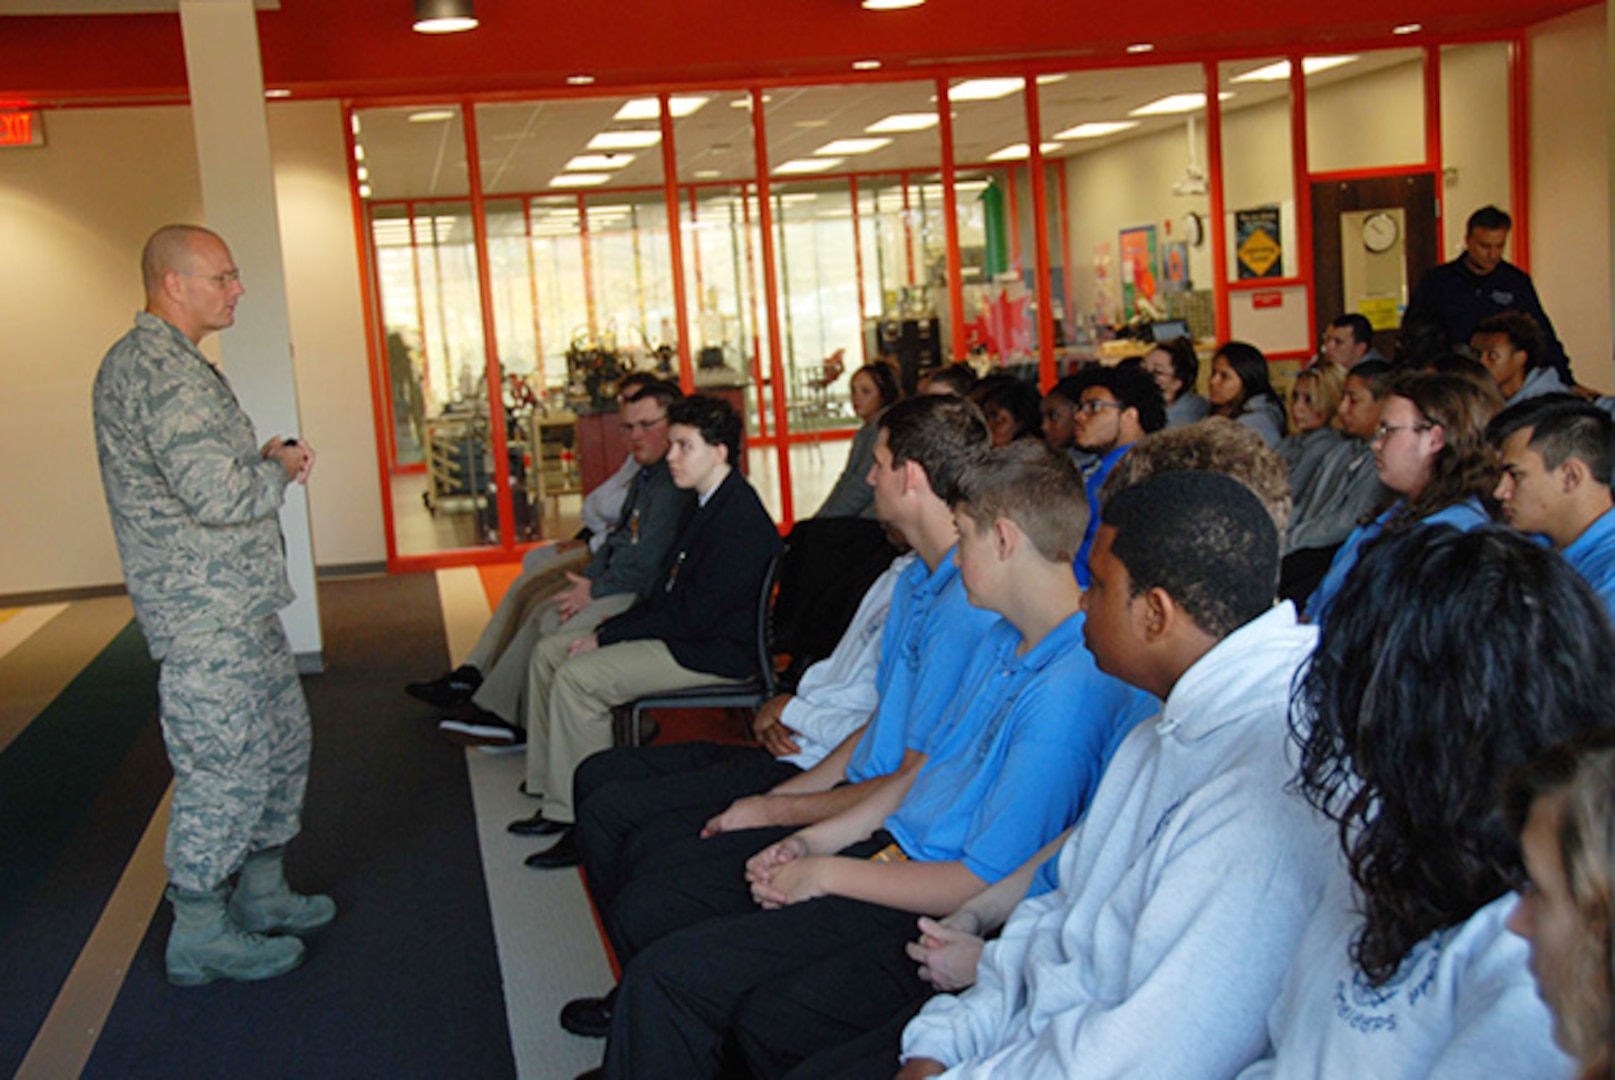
[178,0,323,669]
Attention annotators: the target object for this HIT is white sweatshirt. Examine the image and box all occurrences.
[778,554,912,771]
[1239,879,1573,1080]
[902,602,1334,1079]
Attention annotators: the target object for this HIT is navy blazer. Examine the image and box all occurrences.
[597,468,781,679]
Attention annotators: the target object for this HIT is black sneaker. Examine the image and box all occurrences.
[406,665,482,709]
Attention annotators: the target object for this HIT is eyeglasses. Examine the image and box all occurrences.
[181,269,242,288]
[621,416,668,433]
[1076,400,1125,415]
[1374,422,1432,441]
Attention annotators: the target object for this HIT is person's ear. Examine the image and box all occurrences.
[1560,457,1588,494]
[992,517,1018,562]
[1140,586,1174,643]
[1425,422,1447,455]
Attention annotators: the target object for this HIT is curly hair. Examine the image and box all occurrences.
[1384,370,1503,528]
[1505,730,1615,1077]
[1099,417,1291,539]
[1292,525,1615,985]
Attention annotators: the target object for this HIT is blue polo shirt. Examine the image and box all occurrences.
[1565,506,1615,613]
[883,611,1157,884]
[1074,443,1131,587]
[845,549,999,784]
[1305,496,1490,624]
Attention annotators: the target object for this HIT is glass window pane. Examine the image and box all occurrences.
[1440,42,1513,259]
[1305,49,1427,173]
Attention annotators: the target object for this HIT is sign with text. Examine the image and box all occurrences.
[0,111,44,148]
[1252,290,1284,309]
[1235,205,1282,280]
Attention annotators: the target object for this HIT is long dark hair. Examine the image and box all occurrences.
[1292,525,1615,985]
[1384,370,1502,528]
[1211,340,1275,418]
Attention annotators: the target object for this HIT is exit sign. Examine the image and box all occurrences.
[0,112,44,148]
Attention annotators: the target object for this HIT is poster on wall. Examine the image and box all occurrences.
[1118,225,1158,318]
[1161,240,1190,293]
[1236,206,1283,279]
[1092,242,1118,325]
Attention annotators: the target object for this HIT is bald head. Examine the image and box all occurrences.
[142,225,224,297]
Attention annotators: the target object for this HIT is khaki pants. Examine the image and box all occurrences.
[528,639,745,823]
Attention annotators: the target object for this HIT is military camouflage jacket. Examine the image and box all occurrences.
[93,312,294,659]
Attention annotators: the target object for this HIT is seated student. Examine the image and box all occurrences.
[1474,311,1571,406]
[598,440,1157,1080]
[1305,371,1501,624]
[406,372,665,713]
[976,377,1043,447]
[799,419,1297,1080]
[1208,340,1286,447]
[555,395,998,1033]
[1320,312,1386,369]
[513,395,779,858]
[564,550,911,973]
[815,361,902,519]
[1278,361,1344,500]
[1505,729,1615,1080]
[1281,359,1394,603]
[1142,336,1209,427]
[424,380,688,747]
[1491,396,1615,608]
[1068,365,1166,586]
[897,471,1334,1079]
[1242,525,1615,1079]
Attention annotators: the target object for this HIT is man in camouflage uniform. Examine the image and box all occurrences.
[93,224,331,986]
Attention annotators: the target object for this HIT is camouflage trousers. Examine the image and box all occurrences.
[157,614,311,892]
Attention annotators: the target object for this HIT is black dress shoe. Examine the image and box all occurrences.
[524,829,580,869]
[575,1069,602,1080]
[405,665,482,709]
[559,987,617,1038]
[508,810,567,837]
[439,704,524,748]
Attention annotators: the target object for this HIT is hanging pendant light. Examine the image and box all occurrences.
[414,0,479,34]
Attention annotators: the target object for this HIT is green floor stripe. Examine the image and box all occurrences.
[0,620,159,938]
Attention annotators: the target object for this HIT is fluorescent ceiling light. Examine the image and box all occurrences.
[1126,43,1155,54]
[1128,92,1233,116]
[986,142,1061,161]
[862,0,924,8]
[949,78,1024,101]
[777,193,819,203]
[866,112,938,133]
[567,75,596,86]
[566,154,634,170]
[265,88,291,99]
[356,165,370,181]
[550,173,611,187]
[588,131,661,150]
[815,138,892,156]
[614,96,709,121]
[1036,74,1067,85]
[853,59,882,71]
[1392,22,1422,34]
[409,109,457,123]
[1231,55,1358,83]
[358,184,373,199]
[694,169,723,179]
[1054,120,1140,139]
[774,158,844,175]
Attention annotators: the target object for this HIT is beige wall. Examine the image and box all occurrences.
[1530,5,1611,393]
[0,100,382,596]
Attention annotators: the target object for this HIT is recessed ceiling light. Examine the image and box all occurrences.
[1128,92,1233,117]
[815,138,893,155]
[865,112,939,133]
[550,173,611,187]
[694,169,723,179]
[356,165,370,181]
[986,142,1062,161]
[409,109,457,123]
[358,183,373,199]
[774,158,844,175]
[853,59,882,71]
[1126,43,1155,54]
[1393,22,1422,34]
[567,75,596,86]
[614,96,709,121]
[265,88,291,99]
[1232,55,1359,82]
[949,78,1024,101]
[566,154,634,171]
[861,0,924,9]
[588,131,661,150]
[353,144,366,161]
[1054,120,1140,139]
